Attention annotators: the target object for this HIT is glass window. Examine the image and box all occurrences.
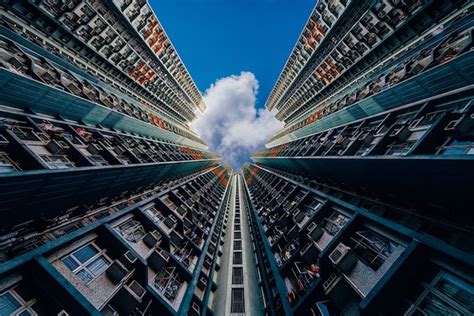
[72,245,98,263]
[0,292,21,315]
[62,256,79,271]
[417,293,462,315]
[407,272,474,315]
[62,243,109,284]
[435,274,474,312]
[86,257,108,277]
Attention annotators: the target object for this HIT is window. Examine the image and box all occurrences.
[231,288,245,313]
[0,288,37,315]
[406,272,474,315]
[234,224,240,231]
[62,243,110,284]
[232,267,244,284]
[117,219,145,243]
[234,231,241,239]
[233,252,242,264]
[234,240,242,250]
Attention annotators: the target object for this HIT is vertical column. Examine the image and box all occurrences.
[213,174,264,315]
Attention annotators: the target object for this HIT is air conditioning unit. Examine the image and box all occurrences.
[389,126,410,141]
[176,205,187,217]
[47,140,70,155]
[293,210,305,224]
[329,243,351,265]
[198,276,207,290]
[113,146,126,155]
[301,241,319,263]
[308,225,324,242]
[148,249,169,272]
[359,132,374,144]
[189,302,200,316]
[329,243,357,274]
[120,251,137,269]
[126,279,146,301]
[106,260,129,284]
[408,118,423,129]
[143,230,160,248]
[164,215,177,229]
[445,114,473,134]
[87,143,102,155]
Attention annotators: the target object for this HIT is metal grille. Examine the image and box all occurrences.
[233,251,242,264]
[232,267,243,284]
[231,288,245,313]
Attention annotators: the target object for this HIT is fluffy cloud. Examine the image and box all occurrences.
[192,72,283,170]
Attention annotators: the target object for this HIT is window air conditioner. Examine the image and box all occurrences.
[329,243,350,265]
[143,230,160,248]
[106,260,129,284]
[126,279,146,301]
[189,302,200,316]
[120,251,137,269]
[308,225,324,242]
[47,140,70,155]
[389,126,410,141]
[164,215,177,229]
[87,143,102,155]
[293,210,305,224]
[198,276,207,290]
[329,243,357,274]
[445,114,473,134]
[359,132,374,144]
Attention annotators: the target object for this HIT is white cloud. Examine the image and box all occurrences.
[192,71,283,170]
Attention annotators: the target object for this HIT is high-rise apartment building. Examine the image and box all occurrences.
[243,0,473,315]
[1,0,473,315]
[0,0,232,315]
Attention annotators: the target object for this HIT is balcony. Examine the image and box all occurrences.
[293,198,324,228]
[325,228,406,298]
[143,203,177,234]
[285,261,320,306]
[147,249,188,311]
[0,38,32,77]
[113,215,163,259]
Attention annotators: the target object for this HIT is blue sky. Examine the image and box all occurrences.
[150,0,314,108]
[149,0,315,169]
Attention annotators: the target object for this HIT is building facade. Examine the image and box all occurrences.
[242,0,473,315]
[0,0,233,315]
[1,0,473,316]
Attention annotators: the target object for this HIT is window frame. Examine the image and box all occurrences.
[0,287,38,316]
[62,242,111,284]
